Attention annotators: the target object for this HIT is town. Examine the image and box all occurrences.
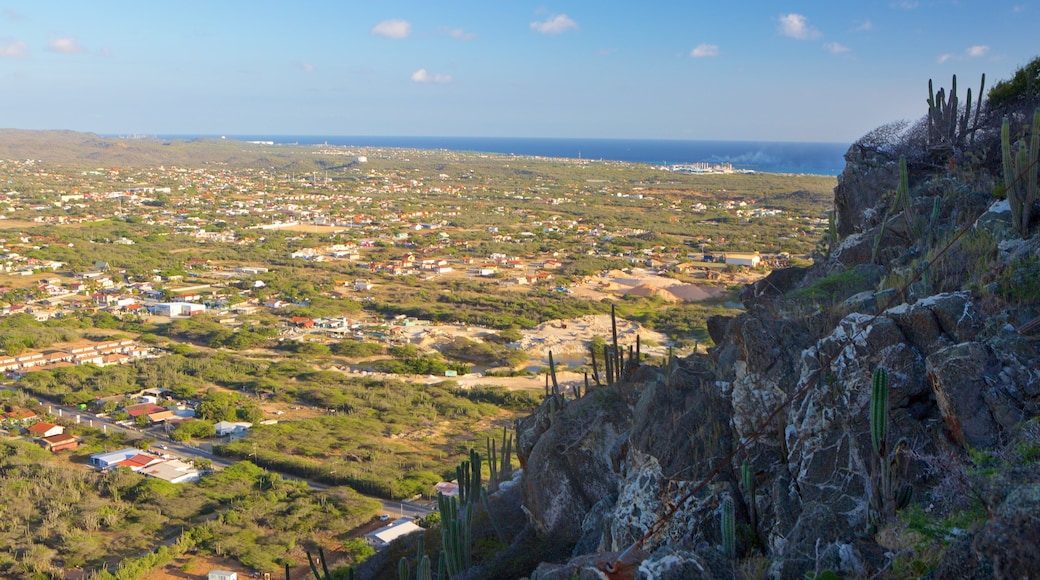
[0,134,835,578]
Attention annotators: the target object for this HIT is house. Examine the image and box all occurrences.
[3,408,37,425]
[41,433,79,452]
[724,252,761,268]
[214,421,252,437]
[90,448,158,470]
[365,517,423,547]
[140,459,201,484]
[290,316,315,328]
[147,410,176,424]
[150,302,206,317]
[208,571,237,580]
[27,421,63,438]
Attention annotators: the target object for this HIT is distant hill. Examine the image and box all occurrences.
[0,129,327,171]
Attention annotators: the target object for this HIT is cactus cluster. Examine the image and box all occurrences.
[486,426,513,493]
[399,535,433,580]
[588,304,641,387]
[1001,108,1040,236]
[435,448,490,579]
[927,74,985,153]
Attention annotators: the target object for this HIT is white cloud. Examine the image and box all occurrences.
[825,42,850,54]
[48,37,84,54]
[447,28,476,41]
[938,45,990,64]
[411,68,452,84]
[778,13,821,40]
[966,45,989,57]
[530,14,578,35]
[300,62,315,73]
[690,43,719,58]
[855,19,873,31]
[0,39,27,57]
[371,19,411,39]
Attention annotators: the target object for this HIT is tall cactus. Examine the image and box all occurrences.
[870,368,889,459]
[740,459,758,544]
[720,496,736,558]
[1002,108,1040,236]
[870,368,912,521]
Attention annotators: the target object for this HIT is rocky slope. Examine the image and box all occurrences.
[511,139,1040,578]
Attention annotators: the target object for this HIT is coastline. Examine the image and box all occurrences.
[143,134,850,176]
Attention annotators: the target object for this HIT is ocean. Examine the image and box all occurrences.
[159,135,850,176]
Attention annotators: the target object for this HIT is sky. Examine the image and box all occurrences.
[0,1,1037,143]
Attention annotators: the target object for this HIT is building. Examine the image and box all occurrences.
[41,433,79,452]
[724,252,762,268]
[208,571,237,580]
[365,518,423,547]
[140,459,201,484]
[90,448,161,470]
[150,302,206,318]
[27,421,63,438]
[214,421,252,437]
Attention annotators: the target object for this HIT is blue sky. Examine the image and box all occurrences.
[0,1,1036,143]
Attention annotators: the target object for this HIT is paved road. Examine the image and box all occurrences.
[41,398,434,519]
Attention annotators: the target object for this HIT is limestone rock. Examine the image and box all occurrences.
[833,144,899,237]
[520,389,631,547]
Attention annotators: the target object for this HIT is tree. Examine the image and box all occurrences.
[342,538,375,565]
[989,55,1040,111]
[172,419,216,441]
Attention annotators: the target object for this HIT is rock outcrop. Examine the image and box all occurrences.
[515,136,1040,578]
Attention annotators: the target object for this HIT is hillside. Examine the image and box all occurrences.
[0,129,329,171]
[386,73,1040,579]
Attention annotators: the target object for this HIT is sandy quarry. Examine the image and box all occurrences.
[385,313,672,393]
[569,267,739,302]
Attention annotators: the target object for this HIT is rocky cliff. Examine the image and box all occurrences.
[512,131,1040,578]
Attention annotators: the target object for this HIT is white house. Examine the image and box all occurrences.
[214,421,252,437]
[365,518,423,547]
[140,459,201,484]
[724,253,761,268]
[150,302,206,318]
[208,571,237,580]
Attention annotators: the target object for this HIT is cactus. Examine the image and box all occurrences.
[870,368,889,458]
[927,74,985,153]
[486,426,513,493]
[720,496,735,558]
[307,547,332,580]
[547,351,560,396]
[741,459,758,541]
[873,157,919,262]
[438,492,474,579]
[1002,108,1040,236]
[870,368,913,521]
